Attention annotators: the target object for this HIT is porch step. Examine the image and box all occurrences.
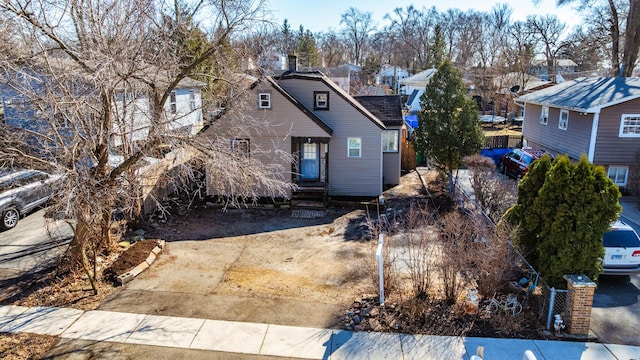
[290,199,326,210]
[291,185,327,210]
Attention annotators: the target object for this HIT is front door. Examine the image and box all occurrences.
[301,143,319,180]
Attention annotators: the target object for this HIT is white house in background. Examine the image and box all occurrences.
[530,59,578,81]
[376,64,410,93]
[112,77,205,146]
[258,51,287,73]
[399,68,437,113]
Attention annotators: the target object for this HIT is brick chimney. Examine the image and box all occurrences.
[288,52,297,71]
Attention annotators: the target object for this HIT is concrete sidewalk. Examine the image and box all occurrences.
[2,305,640,359]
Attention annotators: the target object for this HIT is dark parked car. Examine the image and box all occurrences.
[0,170,64,230]
[499,148,550,180]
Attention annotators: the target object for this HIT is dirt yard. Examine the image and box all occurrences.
[95,169,430,328]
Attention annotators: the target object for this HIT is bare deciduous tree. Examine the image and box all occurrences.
[0,0,292,293]
[340,7,376,66]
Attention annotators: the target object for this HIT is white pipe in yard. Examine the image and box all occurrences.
[376,233,384,306]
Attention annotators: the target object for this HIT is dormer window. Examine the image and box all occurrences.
[314,91,329,110]
[258,92,271,109]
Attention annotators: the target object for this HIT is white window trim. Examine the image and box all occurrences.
[607,165,629,187]
[347,137,361,158]
[258,92,271,109]
[619,114,640,137]
[189,90,196,112]
[169,91,177,113]
[540,106,549,125]
[559,109,568,130]
[314,91,329,109]
[383,130,399,152]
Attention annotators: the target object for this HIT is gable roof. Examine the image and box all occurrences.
[262,76,333,135]
[352,95,404,127]
[274,71,386,130]
[517,77,640,113]
[399,68,436,86]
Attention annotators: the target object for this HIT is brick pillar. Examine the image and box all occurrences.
[563,274,596,336]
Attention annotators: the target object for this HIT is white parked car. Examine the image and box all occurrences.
[479,114,507,124]
[602,220,640,275]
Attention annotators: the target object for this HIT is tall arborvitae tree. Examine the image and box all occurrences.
[413,59,484,193]
[504,155,553,266]
[505,155,621,288]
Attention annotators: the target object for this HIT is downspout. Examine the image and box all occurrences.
[587,111,600,162]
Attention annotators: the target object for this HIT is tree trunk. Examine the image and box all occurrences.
[608,0,622,76]
[622,0,640,76]
[69,215,99,295]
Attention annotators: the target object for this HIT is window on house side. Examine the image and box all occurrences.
[619,114,640,137]
[259,93,271,109]
[189,90,196,111]
[383,130,399,152]
[607,166,628,187]
[348,137,361,158]
[559,109,568,130]
[314,91,329,110]
[169,91,177,113]
[540,106,548,125]
[231,138,250,157]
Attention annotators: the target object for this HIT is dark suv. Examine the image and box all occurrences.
[499,149,550,180]
[0,170,64,230]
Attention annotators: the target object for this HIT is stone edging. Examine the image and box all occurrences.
[116,240,165,285]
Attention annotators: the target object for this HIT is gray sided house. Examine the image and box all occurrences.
[517,77,640,194]
[205,70,399,202]
[353,95,403,187]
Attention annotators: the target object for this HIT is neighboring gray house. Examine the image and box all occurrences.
[205,67,401,204]
[517,77,640,193]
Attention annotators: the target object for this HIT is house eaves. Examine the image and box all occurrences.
[399,68,436,86]
[263,76,333,135]
[517,77,640,113]
[274,71,386,130]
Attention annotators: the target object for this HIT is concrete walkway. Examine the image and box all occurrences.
[2,305,640,359]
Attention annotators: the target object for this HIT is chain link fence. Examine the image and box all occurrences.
[454,176,566,330]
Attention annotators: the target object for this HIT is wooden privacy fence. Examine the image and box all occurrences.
[401,140,417,171]
[483,135,523,149]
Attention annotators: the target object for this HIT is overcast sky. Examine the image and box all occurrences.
[265,0,583,33]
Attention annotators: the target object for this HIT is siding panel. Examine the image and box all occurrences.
[593,98,640,164]
[204,81,331,198]
[278,78,383,196]
[522,104,592,159]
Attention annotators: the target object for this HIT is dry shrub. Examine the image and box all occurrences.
[401,203,437,299]
[437,212,475,302]
[486,309,529,337]
[470,220,519,299]
[463,154,517,223]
